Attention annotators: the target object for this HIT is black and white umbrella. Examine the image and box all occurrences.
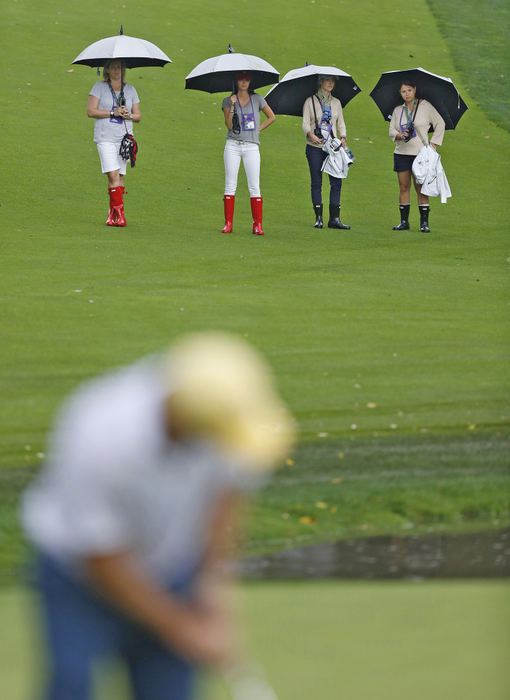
[265,64,361,116]
[72,27,172,68]
[185,46,279,93]
[370,67,468,129]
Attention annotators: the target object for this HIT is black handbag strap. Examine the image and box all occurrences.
[412,98,420,123]
[311,94,321,131]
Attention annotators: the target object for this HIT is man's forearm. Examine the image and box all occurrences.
[85,552,188,639]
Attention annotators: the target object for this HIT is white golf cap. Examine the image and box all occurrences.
[164,332,295,471]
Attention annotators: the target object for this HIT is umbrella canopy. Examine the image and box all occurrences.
[370,67,468,129]
[264,64,361,116]
[185,48,279,93]
[72,29,172,68]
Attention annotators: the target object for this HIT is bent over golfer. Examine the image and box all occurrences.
[22,332,294,700]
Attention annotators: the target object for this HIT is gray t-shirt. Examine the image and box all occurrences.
[90,81,140,144]
[222,93,267,145]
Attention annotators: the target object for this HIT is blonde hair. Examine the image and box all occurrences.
[102,59,126,85]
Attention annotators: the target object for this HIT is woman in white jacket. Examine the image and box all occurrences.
[389,79,445,232]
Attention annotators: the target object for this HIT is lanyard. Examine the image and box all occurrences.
[108,82,125,107]
[237,96,254,119]
[108,82,129,133]
[400,99,417,128]
[318,98,333,139]
[319,101,332,121]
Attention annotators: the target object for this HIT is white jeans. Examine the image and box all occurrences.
[223,140,261,197]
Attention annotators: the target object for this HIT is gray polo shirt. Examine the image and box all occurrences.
[21,357,260,582]
[90,81,140,144]
[222,93,267,145]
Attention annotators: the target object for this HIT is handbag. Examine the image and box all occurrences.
[119,132,138,167]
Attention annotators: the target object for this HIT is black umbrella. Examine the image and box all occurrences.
[370,67,468,129]
[265,63,361,116]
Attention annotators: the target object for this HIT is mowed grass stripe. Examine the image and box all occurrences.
[1,0,509,577]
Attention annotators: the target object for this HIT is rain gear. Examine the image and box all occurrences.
[412,144,451,203]
[321,138,352,179]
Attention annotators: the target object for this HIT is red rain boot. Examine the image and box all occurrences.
[110,186,126,227]
[250,196,264,235]
[221,195,235,233]
[106,187,116,225]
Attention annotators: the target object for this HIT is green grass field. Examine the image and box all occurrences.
[427,0,510,131]
[2,0,509,577]
[1,580,509,699]
[1,1,509,697]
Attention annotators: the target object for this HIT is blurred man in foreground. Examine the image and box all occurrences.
[22,332,294,700]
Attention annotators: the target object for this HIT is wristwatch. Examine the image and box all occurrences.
[110,110,115,118]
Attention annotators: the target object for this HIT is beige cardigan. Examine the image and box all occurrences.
[389,99,445,155]
[302,95,346,148]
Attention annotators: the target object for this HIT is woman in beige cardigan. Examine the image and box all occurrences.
[302,76,350,229]
[389,79,445,232]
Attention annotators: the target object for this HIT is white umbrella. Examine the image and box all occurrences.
[185,46,279,93]
[265,64,361,116]
[72,27,172,68]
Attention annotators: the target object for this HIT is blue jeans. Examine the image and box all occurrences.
[35,553,196,700]
[306,145,342,207]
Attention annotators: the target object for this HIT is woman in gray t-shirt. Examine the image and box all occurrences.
[220,71,275,236]
[87,59,141,227]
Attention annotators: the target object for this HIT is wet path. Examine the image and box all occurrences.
[240,528,510,579]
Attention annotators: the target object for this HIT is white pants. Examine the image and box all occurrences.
[97,142,127,175]
[223,140,261,197]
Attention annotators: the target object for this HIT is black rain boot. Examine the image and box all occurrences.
[313,203,323,228]
[419,205,431,232]
[392,204,410,230]
[327,204,350,229]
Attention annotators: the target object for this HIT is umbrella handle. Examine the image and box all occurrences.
[230,78,241,135]
[232,111,241,135]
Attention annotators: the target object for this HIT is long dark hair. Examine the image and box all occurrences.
[399,78,418,97]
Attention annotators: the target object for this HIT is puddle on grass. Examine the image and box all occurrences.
[240,528,510,579]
